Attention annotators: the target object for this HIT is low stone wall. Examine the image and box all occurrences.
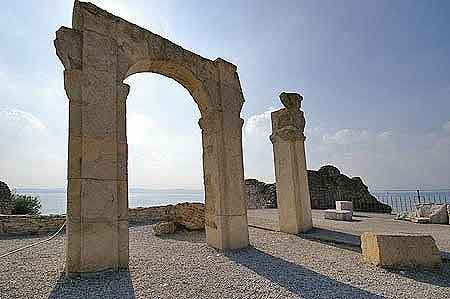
[128,206,173,225]
[0,202,205,236]
[0,214,66,236]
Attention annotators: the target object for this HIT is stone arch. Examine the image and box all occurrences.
[55,1,249,275]
[124,59,210,114]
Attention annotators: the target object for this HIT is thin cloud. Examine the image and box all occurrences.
[242,109,450,190]
[443,120,450,133]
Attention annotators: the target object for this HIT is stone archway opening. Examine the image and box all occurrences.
[123,72,203,193]
[55,1,249,275]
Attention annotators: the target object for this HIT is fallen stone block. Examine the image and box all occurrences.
[361,232,442,271]
[153,221,176,236]
[336,201,353,211]
[174,202,205,230]
[429,204,449,224]
[414,203,448,224]
[324,209,352,221]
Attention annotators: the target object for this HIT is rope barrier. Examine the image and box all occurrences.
[0,221,66,259]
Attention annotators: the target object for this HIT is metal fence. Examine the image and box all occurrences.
[371,189,450,214]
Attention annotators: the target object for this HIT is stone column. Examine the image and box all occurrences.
[199,109,249,250]
[56,26,129,275]
[270,92,313,234]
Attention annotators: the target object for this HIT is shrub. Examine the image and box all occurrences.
[10,192,41,215]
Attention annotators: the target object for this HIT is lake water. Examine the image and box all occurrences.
[15,188,204,215]
[13,188,450,215]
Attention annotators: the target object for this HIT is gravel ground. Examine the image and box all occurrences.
[0,225,449,299]
[248,209,450,253]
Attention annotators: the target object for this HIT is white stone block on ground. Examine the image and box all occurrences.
[324,209,353,221]
[336,201,353,211]
[415,203,449,224]
[361,232,442,271]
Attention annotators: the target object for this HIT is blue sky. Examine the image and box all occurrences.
[0,0,449,190]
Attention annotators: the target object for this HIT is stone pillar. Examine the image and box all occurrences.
[56,26,129,275]
[199,109,249,250]
[270,92,313,234]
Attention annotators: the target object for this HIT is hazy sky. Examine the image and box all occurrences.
[1,0,449,190]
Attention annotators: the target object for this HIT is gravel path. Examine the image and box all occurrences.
[0,225,449,298]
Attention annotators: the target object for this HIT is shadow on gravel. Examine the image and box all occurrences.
[48,271,136,299]
[395,262,450,288]
[299,227,362,253]
[225,247,384,298]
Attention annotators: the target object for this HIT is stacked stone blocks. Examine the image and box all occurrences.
[0,203,205,236]
[55,1,249,275]
[270,93,313,234]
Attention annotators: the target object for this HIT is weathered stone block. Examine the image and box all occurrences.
[117,180,128,221]
[336,201,353,211]
[81,137,117,180]
[118,220,129,269]
[361,232,442,271]
[81,221,119,272]
[67,179,82,220]
[324,209,353,221]
[430,204,449,224]
[68,136,82,178]
[415,203,449,224]
[81,102,117,138]
[81,179,117,220]
[66,219,82,274]
[153,221,176,236]
[174,202,205,230]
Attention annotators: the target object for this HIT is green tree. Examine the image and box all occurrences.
[10,192,41,215]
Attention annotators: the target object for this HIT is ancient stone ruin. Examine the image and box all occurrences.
[0,181,13,215]
[55,1,249,275]
[245,165,392,213]
[270,92,313,233]
[152,202,205,236]
[245,179,277,209]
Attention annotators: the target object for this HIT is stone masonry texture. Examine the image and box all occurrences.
[245,165,392,213]
[0,203,204,236]
[55,0,249,273]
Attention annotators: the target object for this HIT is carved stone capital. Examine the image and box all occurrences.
[270,126,305,143]
[117,83,130,102]
[279,92,303,111]
[64,70,83,102]
[271,91,307,143]
[271,108,306,135]
[54,27,82,71]
[199,111,222,134]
